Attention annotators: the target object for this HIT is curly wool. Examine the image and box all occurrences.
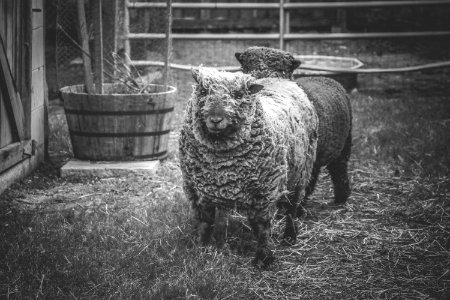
[235,46,301,80]
[179,68,318,214]
[236,47,352,203]
[296,76,351,166]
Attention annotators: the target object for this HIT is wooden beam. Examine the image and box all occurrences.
[93,0,104,94]
[0,34,25,141]
[163,0,172,88]
[279,0,285,50]
[77,0,94,94]
[0,143,42,195]
[24,0,32,140]
[113,0,122,54]
[123,0,131,57]
[0,140,31,173]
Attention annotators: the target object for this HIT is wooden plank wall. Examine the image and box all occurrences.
[0,0,32,148]
[0,0,46,193]
[0,95,13,148]
[0,1,14,148]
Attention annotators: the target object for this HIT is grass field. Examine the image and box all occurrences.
[1,51,450,298]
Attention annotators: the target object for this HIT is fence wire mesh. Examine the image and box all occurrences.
[53,0,172,91]
[127,0,172,86]
[55,0,81,89]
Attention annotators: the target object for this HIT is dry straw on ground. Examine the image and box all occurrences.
[0,67,449,299]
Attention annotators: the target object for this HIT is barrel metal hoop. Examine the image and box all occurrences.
[69,129,171,137]
[134,151,168,160]
[64,107,174,116]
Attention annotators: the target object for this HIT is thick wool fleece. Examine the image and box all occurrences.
[179,67,318,265]
[296,77,351,166]
[235,46,301,79]
[236,46,352,204]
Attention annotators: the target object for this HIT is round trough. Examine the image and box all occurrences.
[294,55,363,91]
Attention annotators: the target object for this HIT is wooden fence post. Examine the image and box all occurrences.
[93,0,104,94]
[163,0,172,89]
[123,0,131,59]
[279,0,285,50]
[76,0,94,94]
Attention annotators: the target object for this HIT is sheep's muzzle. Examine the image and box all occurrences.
[202,97,236,137]
[204,114,235,138]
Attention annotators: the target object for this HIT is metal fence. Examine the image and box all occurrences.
[123,0,450,68]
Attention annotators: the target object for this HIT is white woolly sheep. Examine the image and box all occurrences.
[179,67,318,267]
[235,47,352,212]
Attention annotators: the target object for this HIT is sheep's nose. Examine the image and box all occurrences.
[210,115,223,124]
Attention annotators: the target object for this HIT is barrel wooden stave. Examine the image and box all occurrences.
[60,83,176,161]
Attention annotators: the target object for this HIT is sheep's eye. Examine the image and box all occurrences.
[199,88,208,96]
[233,91,244,99]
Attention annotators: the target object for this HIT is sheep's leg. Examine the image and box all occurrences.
[305,164,321,200]
[248,210,274,268]
[184,185,215,244]
[282,200,298,245]
[213,207,227,248]
[196,205,216,245]
[327,132,352,204]
[298,165,321,217]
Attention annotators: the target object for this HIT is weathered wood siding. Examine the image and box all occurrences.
[31,0,46,151]
[0,93,13,148]
[0,0,27,148]
[0,0,46,194]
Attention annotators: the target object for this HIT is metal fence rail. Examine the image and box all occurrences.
[128,31,450,40]
[131,59,450,73]
[127,0,450,9]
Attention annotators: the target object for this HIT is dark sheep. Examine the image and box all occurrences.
[235,46,352,210]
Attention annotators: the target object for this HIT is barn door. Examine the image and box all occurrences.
[0,1,32,174]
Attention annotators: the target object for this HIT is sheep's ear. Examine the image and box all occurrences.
[248,84,264,95]
[235,52,243,64]
[191,68,200,84]
[292,58,301,71]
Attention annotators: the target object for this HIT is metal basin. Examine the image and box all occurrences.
[294,55,363,91]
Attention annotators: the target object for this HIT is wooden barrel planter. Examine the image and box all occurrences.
[60,83,176,161]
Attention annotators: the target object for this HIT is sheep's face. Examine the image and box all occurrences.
[201,90,241,137]
[235,46,301,79]
[190,68,263,146]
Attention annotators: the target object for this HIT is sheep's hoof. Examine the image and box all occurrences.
[213,225,226,249]
[198,222,213,245]
[253,247,275,268]
[328,200,346,207]
[296,205,306,218]
[333,191,350,205]
[281,224,297,246]
[214,229,226,249]
[281,234,297,246]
